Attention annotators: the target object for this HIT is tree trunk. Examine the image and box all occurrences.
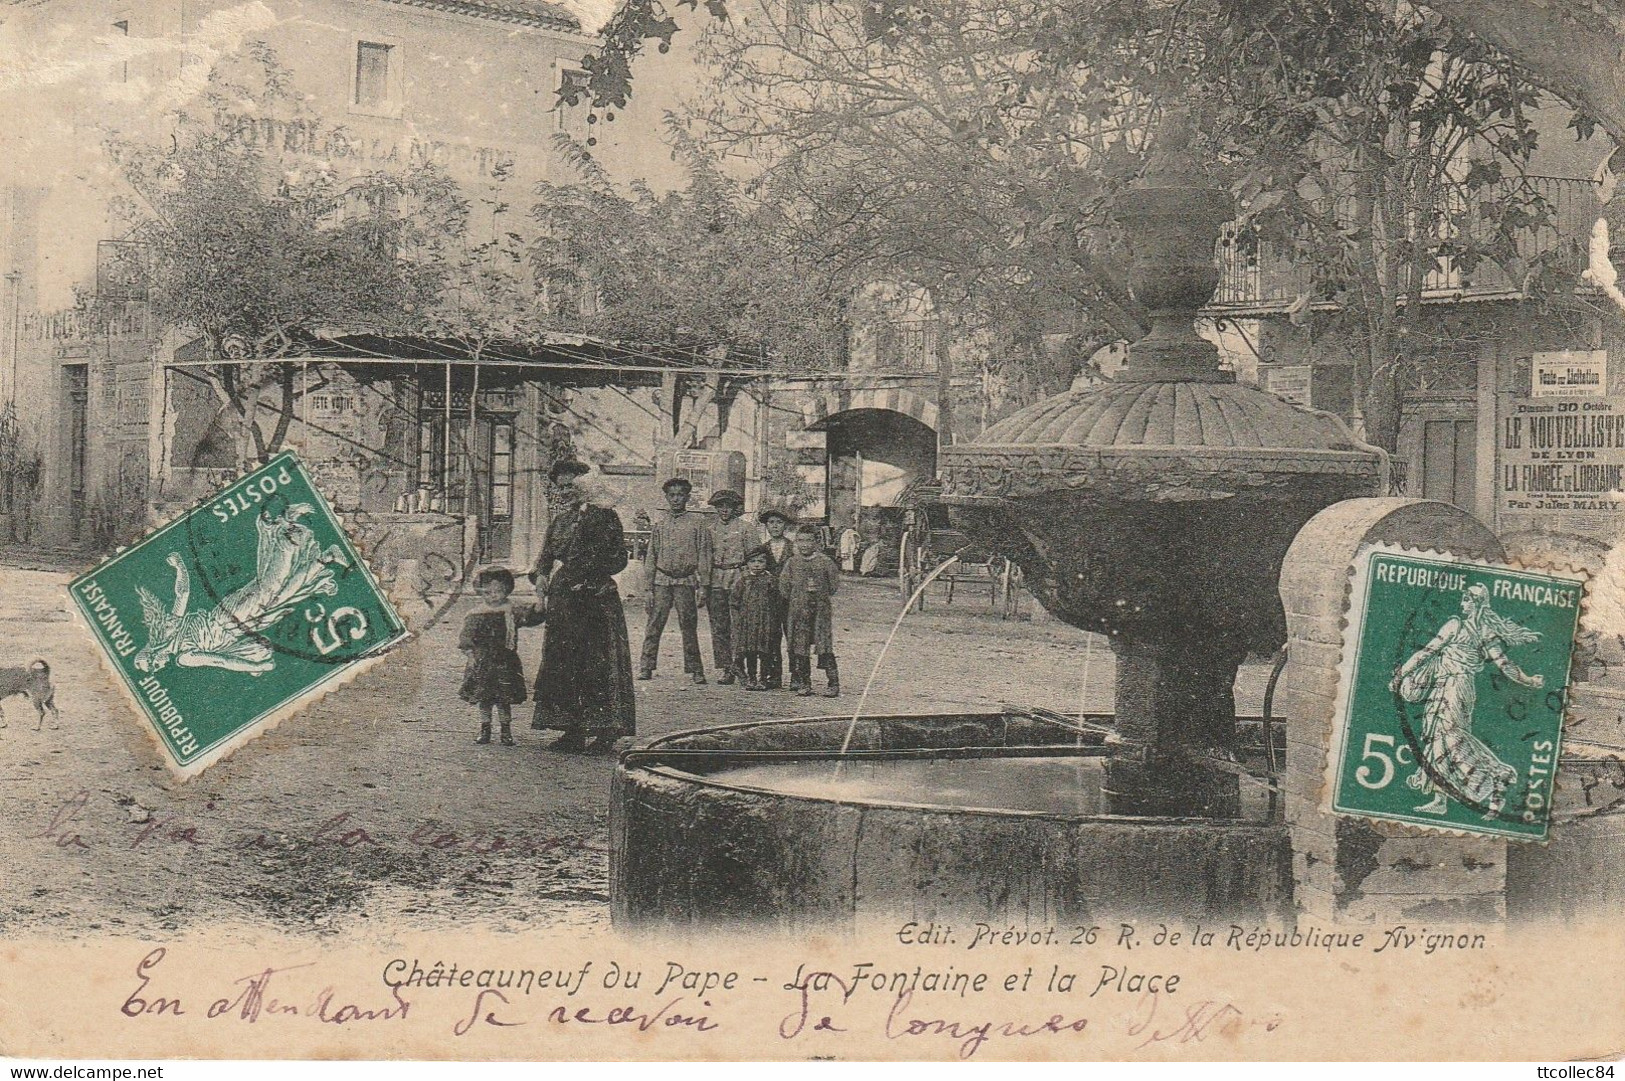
[1363,325,1401,454]
[934,313,954,450]
[263,362,297,463]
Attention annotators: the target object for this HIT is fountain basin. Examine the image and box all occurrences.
[610,712,1292,930]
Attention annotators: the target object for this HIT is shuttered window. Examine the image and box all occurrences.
[355,42,393,107]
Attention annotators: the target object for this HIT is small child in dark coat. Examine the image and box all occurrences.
[459,567,540,745]
[779,530,841,697]
[729,546,779,691]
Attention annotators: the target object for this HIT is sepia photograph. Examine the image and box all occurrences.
[0,0,1622,1063]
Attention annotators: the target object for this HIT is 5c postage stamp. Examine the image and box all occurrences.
[1326,544,1585,842]
[68,450,408,777]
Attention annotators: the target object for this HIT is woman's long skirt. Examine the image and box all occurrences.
[532,586,636,736]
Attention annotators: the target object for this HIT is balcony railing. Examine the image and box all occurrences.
[1211,174,1599,312]
[853,318,940,373]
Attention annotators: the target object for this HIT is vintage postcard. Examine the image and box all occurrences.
[2,0,1624,1066]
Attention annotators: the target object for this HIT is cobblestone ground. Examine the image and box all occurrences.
[0,560,1274,939]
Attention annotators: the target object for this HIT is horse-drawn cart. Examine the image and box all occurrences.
[897,484,1023,617]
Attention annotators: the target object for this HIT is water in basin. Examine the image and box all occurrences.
[696,756,1273,820]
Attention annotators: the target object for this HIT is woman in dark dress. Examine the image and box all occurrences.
[528,460,636,753]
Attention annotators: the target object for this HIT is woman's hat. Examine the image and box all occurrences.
[757,507,791,525]
[549,458,590,483]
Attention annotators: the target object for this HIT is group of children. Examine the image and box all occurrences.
[729,521,842,697]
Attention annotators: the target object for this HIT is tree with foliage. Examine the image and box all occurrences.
[418,162,544,514]
[425,162,542,361]
[700,0,1152,352]
[1418,3,1625,149]
[110,46,462,467]
[1195,1,1554,448]
[569,0,1580,448]
[530,123,850,370]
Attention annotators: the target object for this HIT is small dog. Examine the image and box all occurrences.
[0,659,60,731]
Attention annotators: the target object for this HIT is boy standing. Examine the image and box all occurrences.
[729,546,779,691]
[757,508,793,689]
[779,528,841,697]
[707,488,753,685]
[640,477,712,684]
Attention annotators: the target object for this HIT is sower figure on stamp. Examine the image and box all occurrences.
[528,460,635,754]
[730,545,778,691]
[780,527,841,697]
[639,477,712,684]
[1388,582,1543,819]
[706,488,753,685]
[756,508,793,689]
[458,567,539,746]
[134,504,348,676]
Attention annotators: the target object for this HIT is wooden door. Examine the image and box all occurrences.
[1399,394,1478,517]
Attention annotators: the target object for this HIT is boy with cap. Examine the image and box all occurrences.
[639,477,713,683]
[706,488,753,684]
[757,507,793,689]
[730,545,779,691]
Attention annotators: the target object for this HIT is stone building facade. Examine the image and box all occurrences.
[0,0,1021,579]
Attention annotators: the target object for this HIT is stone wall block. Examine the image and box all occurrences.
[1277,498,1506,923]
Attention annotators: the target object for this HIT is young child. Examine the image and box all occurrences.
[778,529,841,697]
[729,545,779,691]
[458,567,538,745]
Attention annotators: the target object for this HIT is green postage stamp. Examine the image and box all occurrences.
[69,451,408,776]
[1327,544,1585,842]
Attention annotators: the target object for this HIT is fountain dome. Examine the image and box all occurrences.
[977,379,1358,451]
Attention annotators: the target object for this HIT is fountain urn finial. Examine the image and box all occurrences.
[1115,138,1235,383]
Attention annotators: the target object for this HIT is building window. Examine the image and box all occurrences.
[113,20,128,83]
[353,41,399,114]
[490,422,513,517]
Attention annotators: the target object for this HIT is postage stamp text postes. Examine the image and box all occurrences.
[69,451,408,776]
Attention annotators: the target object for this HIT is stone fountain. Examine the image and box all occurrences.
[610,149,1388,930]
[939,150,1384,818]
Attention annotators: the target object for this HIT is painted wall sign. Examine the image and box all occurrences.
[1500,395,1625,514]
[1262,364,1312,405]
